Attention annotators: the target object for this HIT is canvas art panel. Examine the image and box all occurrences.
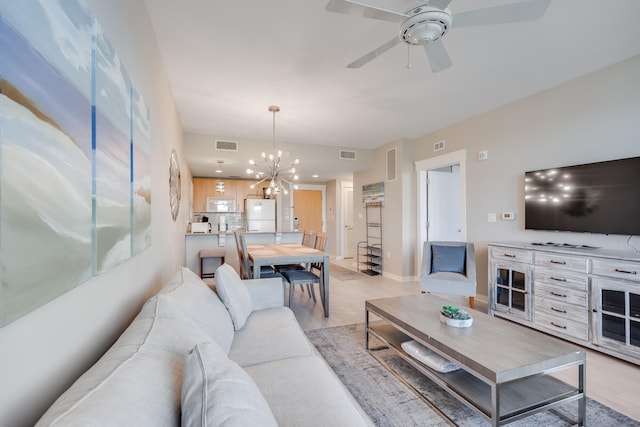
[0,0,152,326]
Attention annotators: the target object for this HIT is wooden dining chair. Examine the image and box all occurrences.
[280,232,330,306]
[275,230,315,275]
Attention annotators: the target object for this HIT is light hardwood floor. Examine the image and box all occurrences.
[289,259,640,422]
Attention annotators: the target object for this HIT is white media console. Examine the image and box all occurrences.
[488,242,640,365]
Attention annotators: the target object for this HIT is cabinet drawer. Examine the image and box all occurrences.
[592,258,640,282]
[534,312,589,342]
[534,252,588,273]
[490,247,532,264]
[534,270,587,292]
[534,295,589,324]
[535,282,588,307]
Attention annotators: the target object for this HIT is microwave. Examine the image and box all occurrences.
[206,198,236,213]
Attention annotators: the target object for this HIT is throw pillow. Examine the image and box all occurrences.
[401,340,460,373]
[214,264,252,330]
[182,341,278,427]
[431,245,466,274]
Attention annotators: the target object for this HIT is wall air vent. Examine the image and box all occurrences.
[339,150,357,160]
[215,140,238,151]
[386,148,397,181]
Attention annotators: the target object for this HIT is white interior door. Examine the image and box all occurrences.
[342,186,354,258]
[427,167,461,241]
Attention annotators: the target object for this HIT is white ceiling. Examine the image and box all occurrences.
[145,0,640,179]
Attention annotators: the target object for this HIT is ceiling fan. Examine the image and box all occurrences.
[325,0,551,72]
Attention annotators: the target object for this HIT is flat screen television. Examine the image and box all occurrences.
[524,156,640,236]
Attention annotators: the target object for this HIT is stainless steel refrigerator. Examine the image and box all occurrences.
[245,199,276,232]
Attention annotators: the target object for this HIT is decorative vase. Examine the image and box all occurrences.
[440,314,473,328]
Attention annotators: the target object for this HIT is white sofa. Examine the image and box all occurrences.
[36,265,372,426]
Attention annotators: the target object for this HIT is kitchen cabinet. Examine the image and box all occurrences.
[192,178,275,213]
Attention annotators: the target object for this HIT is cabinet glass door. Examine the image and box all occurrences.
[492,262,530,321]
[594,280,640,359]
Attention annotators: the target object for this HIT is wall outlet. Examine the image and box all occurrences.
[488,213,497,223]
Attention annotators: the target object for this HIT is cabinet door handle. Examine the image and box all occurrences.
[550,260,567,265]
[502,253,516,258]
[550,321,567,330]
[550,276,567,282]
[614,268,637,275]
[551,306,567,314]
[550,291,567,298]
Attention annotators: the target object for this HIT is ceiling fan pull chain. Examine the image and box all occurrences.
[406,44,412,69]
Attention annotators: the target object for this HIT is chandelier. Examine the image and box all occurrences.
[246,106,299,195]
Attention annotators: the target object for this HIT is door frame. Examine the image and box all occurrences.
[289,184,326,232]
[415,149,467,275]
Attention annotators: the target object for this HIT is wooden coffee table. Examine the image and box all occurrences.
[365,295,586,426]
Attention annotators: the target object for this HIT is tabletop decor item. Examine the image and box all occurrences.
[440,305,473,328]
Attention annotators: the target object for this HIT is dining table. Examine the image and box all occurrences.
[246,243,330,317]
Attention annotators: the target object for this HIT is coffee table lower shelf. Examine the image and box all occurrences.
[367,324,583,426]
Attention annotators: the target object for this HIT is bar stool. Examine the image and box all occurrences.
[199,249,226,279]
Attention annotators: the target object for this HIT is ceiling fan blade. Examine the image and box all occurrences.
[347,37,402,68]
[425,0,452,10]
[325,0,407,24]
[453,0,551,27]
[424,39,452,73]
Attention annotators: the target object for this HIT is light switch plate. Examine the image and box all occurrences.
[488,213,497,223]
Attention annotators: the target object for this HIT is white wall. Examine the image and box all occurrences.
[354,56,640,291]
[412,55,640,296]
[0,1,190,426]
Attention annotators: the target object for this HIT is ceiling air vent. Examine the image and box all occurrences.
[339,150,357,160]
[386,148,397,181]
[215,140,238,151]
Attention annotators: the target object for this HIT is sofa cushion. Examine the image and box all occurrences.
[158,267,235,354]
[431,244,466,274]
[35,299,212,427]
[215,264,253,330]
[181,342,278,427]
[228,307,314,367]
[244,355,373,427]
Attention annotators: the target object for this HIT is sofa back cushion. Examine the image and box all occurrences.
[215,264,253,330]
[159,267,234,353]
[36,298,213,427]
[181,341,278,427]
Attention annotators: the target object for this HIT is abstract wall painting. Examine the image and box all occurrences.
[0,0,152,326]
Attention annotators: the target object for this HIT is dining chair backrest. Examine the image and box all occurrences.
[302,230,316,247]
[238,234,252,279]
[314,232,329,252]
[234,232,248,279]
[311,232,329,272]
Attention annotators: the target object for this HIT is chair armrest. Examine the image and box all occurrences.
[244,278,285,311]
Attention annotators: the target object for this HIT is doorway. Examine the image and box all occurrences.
[415,149,467,273]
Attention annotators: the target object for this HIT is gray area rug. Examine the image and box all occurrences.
[305,323,639,427]
[330,264,366,281]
